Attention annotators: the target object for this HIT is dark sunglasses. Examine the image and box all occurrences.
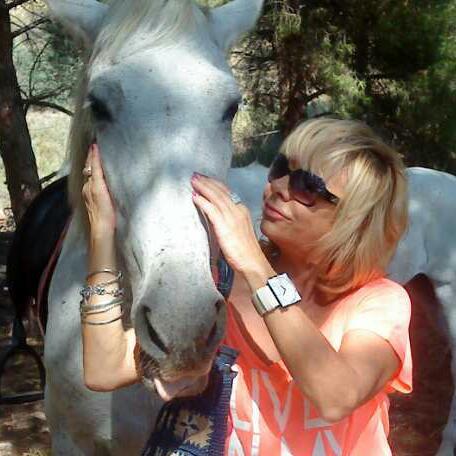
[268,154,340,206]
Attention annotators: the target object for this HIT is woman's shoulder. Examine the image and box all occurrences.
[343,276,406,300]
[360,276,409,300]
[344,276,411,316]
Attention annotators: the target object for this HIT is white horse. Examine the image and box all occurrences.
[230,163,456,456]
[44,0,264,454]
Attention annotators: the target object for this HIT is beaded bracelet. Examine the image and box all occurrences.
[80,269,124,325]
[80,285,124,301]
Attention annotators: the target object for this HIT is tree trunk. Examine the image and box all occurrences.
[0,0,41,223]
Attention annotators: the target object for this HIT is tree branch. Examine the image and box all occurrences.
[7,0,30,10]
[28,40,51,96]
[366,73,406,81]
[305,88,327,103]
[11,17,48,39]
[23,99,73,116]
[39,171,59,185]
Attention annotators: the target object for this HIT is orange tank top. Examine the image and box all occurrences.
[223,278,412,455]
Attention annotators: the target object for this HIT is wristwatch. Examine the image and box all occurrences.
[252,273,301,316]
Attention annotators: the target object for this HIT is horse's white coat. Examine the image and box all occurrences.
[46,0,107,47]
[44,0,264,454]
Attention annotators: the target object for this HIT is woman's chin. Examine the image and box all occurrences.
[260,219,281,243]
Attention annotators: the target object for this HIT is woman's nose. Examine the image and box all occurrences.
[269,175,292,201]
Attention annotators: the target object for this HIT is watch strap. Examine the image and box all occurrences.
[252,285,280,316]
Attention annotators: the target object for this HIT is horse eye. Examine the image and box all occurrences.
[87,94,113,122]
[222,100,240,122]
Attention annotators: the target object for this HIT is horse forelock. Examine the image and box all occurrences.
[92,0,204,62]
[67,70,92,235]
[67,0,211,234]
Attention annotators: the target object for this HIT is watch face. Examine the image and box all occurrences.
[268,273,301,306]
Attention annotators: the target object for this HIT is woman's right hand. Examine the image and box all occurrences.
[82,143,116,238]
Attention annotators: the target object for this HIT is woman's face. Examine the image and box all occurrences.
[260,163,344,261]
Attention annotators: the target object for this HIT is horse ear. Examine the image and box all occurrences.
[45,0,108,49]
[209,0,264,52]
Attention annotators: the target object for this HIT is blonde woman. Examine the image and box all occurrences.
[81,118,412,455]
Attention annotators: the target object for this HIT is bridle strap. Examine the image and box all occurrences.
[200,210,235,300]
[214,253,234,299]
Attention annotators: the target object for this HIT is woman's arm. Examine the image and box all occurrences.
[268,309,399,423]
[244,264,399,422]
[81,144,140,391]
[242,263,399,423]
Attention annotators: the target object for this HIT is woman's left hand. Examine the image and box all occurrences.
[191,173,267,274]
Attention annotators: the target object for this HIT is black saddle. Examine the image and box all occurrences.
[1,176,71,404]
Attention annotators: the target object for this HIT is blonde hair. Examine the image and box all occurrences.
[279,118,408,301]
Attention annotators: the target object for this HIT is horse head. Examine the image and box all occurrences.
[46,0,263,399]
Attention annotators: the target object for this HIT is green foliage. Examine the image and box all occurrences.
[9,0,456,172]
[274,6,301,40]
[317,35,367,118]
[363,0,456,168]
[242,0,456,171]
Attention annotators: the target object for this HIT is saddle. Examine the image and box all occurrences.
[6,176,71,335]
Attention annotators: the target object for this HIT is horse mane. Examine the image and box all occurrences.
[67,0,205,229]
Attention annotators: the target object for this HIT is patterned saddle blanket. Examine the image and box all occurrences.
[142,345,238,456]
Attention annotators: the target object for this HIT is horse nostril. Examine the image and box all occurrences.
[143,308,169,355]
[206,322,218,347]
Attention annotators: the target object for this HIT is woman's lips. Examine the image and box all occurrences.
[263,202,289,220]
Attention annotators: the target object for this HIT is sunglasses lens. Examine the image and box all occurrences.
[268,157,338,206]
[268,154,289,182]
[290,172,317,206]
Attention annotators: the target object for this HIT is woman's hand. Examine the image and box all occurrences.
[191,173,270,276]
[82,143,116,238]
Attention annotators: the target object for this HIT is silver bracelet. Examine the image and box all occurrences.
[80,302,123,316]
[80,297,123,315]
[81,310,124,326]
[80,285,124,301]
[86,269,122,286]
